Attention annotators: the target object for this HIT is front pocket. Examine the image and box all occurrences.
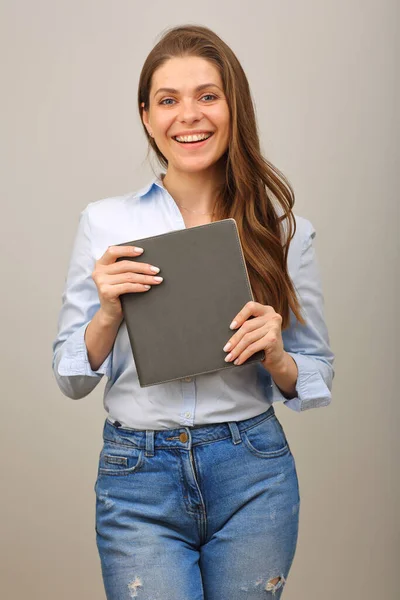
[242,414,289,458]
[98,443,144,476]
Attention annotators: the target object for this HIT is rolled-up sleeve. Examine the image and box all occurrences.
[52,206,112,400]
[269,223,335,411]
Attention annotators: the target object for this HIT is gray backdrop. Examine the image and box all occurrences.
[1,0,398,598]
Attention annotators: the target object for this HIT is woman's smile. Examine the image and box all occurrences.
[172,131,215,149]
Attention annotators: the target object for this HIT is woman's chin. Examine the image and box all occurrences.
[169,159,214,174]
[170,154,225,174]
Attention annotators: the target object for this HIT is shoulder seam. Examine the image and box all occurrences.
[301,220,316,254]
[81,204,94,258]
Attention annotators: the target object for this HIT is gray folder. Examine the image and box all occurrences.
[116,218,265,387]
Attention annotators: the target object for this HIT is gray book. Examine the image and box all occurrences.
[116,218,265,387]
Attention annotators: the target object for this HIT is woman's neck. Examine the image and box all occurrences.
[161,166,224,215]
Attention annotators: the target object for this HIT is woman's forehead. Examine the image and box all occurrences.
[151,57,223,95]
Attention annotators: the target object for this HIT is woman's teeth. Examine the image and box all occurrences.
[174,133,213,143]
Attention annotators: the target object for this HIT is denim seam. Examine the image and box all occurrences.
[241,434,289,459]
[103,438,141,449]
[239,412,276,433]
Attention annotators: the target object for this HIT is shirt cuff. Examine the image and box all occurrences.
[55,322,112,378]
[269,352,332,412]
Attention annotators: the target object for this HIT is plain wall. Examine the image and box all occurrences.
[1,0,398,598]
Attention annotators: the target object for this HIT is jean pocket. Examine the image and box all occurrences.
[241,414,289,458]
[98,441,144,476]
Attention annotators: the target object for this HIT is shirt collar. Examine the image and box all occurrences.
[135,173,166,198]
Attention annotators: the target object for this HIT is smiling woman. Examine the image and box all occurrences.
[53,23,335,600]
[141,56,231,217]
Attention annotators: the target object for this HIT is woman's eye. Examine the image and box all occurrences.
[159,94,217,106]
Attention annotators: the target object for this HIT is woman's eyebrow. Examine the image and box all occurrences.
[154,83,222,97]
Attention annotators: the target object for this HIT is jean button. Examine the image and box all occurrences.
[179,432,188,443]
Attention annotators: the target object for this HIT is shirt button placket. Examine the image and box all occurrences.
[181,378,196,426]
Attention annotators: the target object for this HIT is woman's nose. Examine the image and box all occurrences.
[177,99,203,123]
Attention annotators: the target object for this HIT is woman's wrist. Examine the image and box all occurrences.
[264,352,298,399]
[97,307,124,329]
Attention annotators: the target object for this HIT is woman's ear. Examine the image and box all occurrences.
[141,103,153,137]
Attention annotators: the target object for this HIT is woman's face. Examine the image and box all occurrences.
[142,56,230,175]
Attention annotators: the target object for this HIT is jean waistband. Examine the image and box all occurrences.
[103,405,275,457]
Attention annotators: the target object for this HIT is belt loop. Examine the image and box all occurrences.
[228,421,242,445]
[145,430,155,457]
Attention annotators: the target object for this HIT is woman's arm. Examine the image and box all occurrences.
[263,220,335,411]
[52,206,114,400]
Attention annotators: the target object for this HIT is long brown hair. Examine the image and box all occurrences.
[138,24,306,329]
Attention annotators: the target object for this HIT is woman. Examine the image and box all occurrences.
[52,24,335,599]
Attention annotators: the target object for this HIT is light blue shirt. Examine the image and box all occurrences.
[52,174,335,430]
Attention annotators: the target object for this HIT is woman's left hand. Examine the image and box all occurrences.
[223,301,286,369]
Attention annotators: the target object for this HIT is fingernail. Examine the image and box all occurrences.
[229,321,237,329]
[153,276,163,282]
[134,247,144,253]
[225,353,232,362]
[150,266,160,273]
[223,342,231,352]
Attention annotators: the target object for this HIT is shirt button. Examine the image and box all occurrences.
[184,377,192,382]
[179,432,188,443]
[184,412,192,419]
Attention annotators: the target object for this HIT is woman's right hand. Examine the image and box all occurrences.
[91,245,163,323]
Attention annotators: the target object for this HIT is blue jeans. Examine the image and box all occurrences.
[94,405,300,599]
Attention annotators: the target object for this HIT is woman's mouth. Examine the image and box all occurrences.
[172,132,214,148]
